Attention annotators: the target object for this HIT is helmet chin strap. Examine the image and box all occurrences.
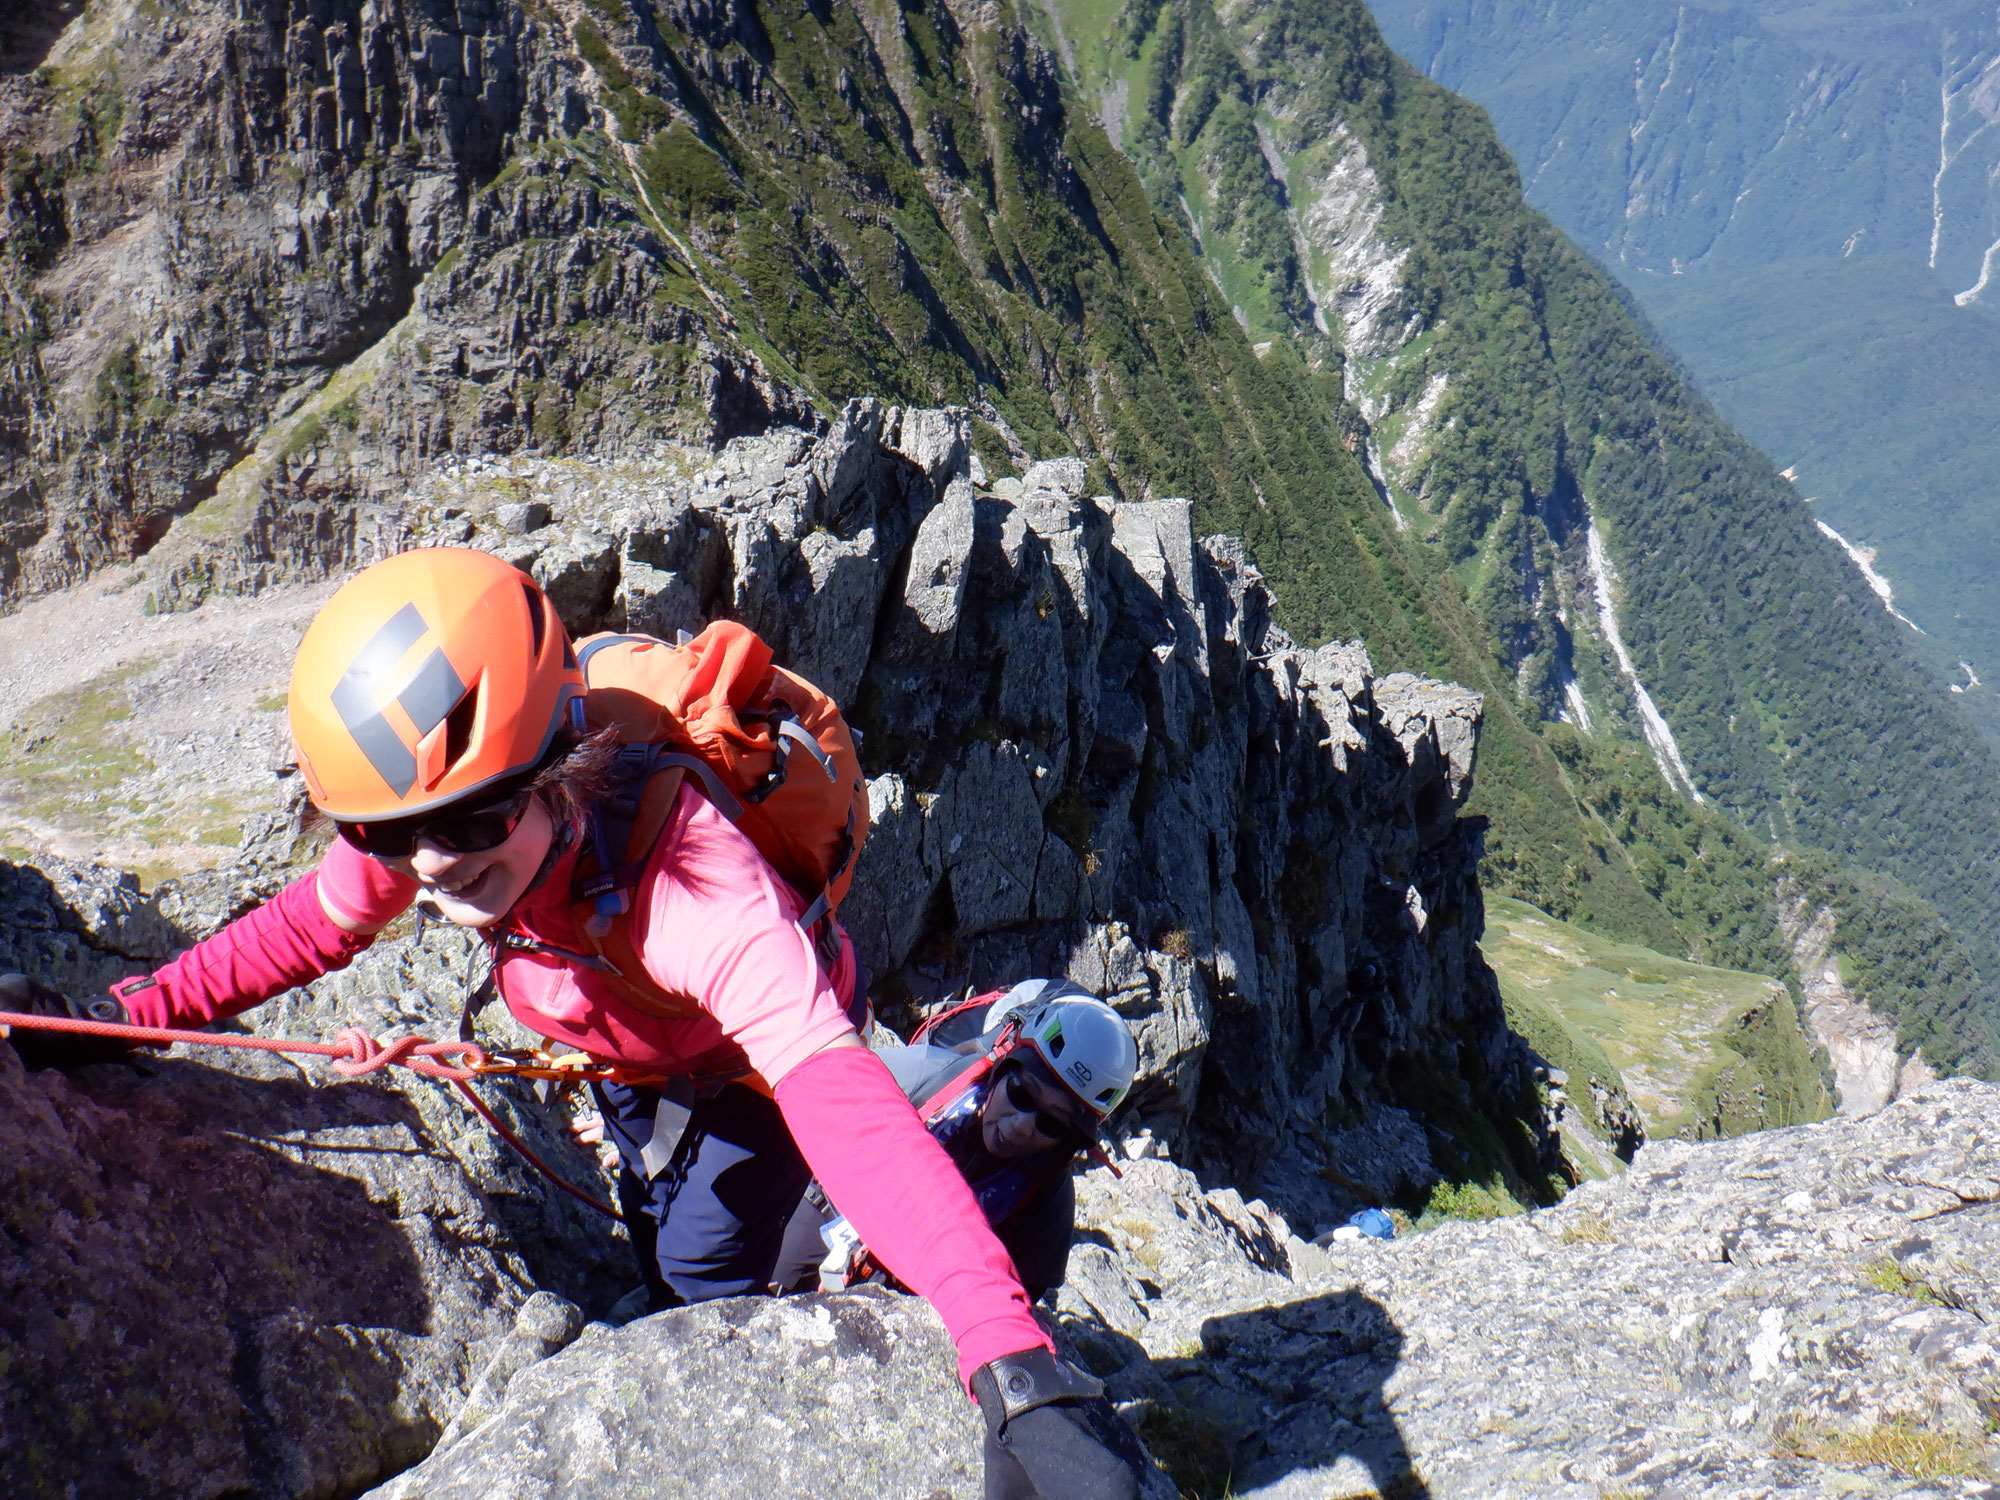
[518,798,576,901]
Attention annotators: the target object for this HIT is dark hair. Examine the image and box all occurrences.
[529,727,624,834]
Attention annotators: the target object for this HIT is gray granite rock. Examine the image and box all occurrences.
[1062,1080,2000,1499]
[0,849,628,1500]
[357,405,1521,1233]
[363,1286,1177,1500]
[0,1029,542,1500]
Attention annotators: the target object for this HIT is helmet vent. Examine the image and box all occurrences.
[524,581,547,659]
[441,682,480,771]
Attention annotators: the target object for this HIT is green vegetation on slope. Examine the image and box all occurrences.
[1484,896,1832,1140]
[1044,0,2000,1062]
[1371,0,2000,755]
[1543,728,1791,977]
[524,0,1696,945]
[1635,255,2000,746]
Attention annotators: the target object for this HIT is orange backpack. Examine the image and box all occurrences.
[555,621,870,1018]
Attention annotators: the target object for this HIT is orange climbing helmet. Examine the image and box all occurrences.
[288,547,584,820]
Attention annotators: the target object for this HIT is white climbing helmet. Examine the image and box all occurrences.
[1003,980,1139,1121]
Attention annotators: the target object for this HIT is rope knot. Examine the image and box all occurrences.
[331,1027,425,1077]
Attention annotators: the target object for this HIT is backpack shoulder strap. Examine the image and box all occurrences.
[568,751,703,1020]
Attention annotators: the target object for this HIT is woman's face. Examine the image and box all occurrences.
[380,797,557,928]
[979,1061,1087,1159]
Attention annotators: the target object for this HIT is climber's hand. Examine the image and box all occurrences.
[0,974,136,1070]
[972,1348,1146,1500]
[568,1108,620,1171]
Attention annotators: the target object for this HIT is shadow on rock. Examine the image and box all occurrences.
[0,1044,537,1500]
[1071,1289,1432,1499]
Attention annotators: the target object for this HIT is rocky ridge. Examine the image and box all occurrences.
[342,400,1522,1219]
[0,402,1523,1496]
[1056,1080,2000,1499]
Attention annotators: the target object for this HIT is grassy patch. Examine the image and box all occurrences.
[1775,1413,1991,1480]
[0,662,263,875]
[0,663,155,819]
[1862,1257,1946,1307]
[639,124,738,216]
[1483,895,1829,1138]
[1557,1210,1616,1245]
[1416,1178,1522,1226]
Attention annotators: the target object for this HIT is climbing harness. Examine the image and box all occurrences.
[0,1007,634,1222]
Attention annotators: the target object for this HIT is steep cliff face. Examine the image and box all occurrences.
[0,0,806,606]
[382,403,1524,1209]
[1776,882,1929,1117]
[0,0,1794,970]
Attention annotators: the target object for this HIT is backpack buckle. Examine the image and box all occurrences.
[585,889,629,938]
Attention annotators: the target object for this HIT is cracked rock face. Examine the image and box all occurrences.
[0,826,625,1500]
[0,1035,553,1500]
[0,0,806,608]
[1060,1079,2000,1499]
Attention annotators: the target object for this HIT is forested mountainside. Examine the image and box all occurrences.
[1,0,1996,1077]
[1368,0,2000,758]
[1043,0,2000,1077]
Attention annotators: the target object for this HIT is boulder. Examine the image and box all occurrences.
[365,1286,1177,1500]
[0,856,628,1500]
[0,1038,550,1500]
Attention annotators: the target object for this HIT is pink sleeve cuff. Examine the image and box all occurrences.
[113,864,388,1030]
[316,833,421,928]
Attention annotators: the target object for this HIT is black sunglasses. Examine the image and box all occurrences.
[1003,1068,1088,1143]
[338,787,535,859]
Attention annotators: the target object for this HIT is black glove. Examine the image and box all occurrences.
[972,1347,1145,1500]
[0,973,136,1070]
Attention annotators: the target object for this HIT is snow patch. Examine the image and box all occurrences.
[1812,519,1924,633]
[1561,675,1594,734]
[1957,235,2000,304]
[1585,523,1704,802]
[1951,661,1981,694]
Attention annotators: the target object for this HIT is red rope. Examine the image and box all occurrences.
[449,1079,621,1219]
[0,1008,487,1078]
[0,1009,624,1221]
